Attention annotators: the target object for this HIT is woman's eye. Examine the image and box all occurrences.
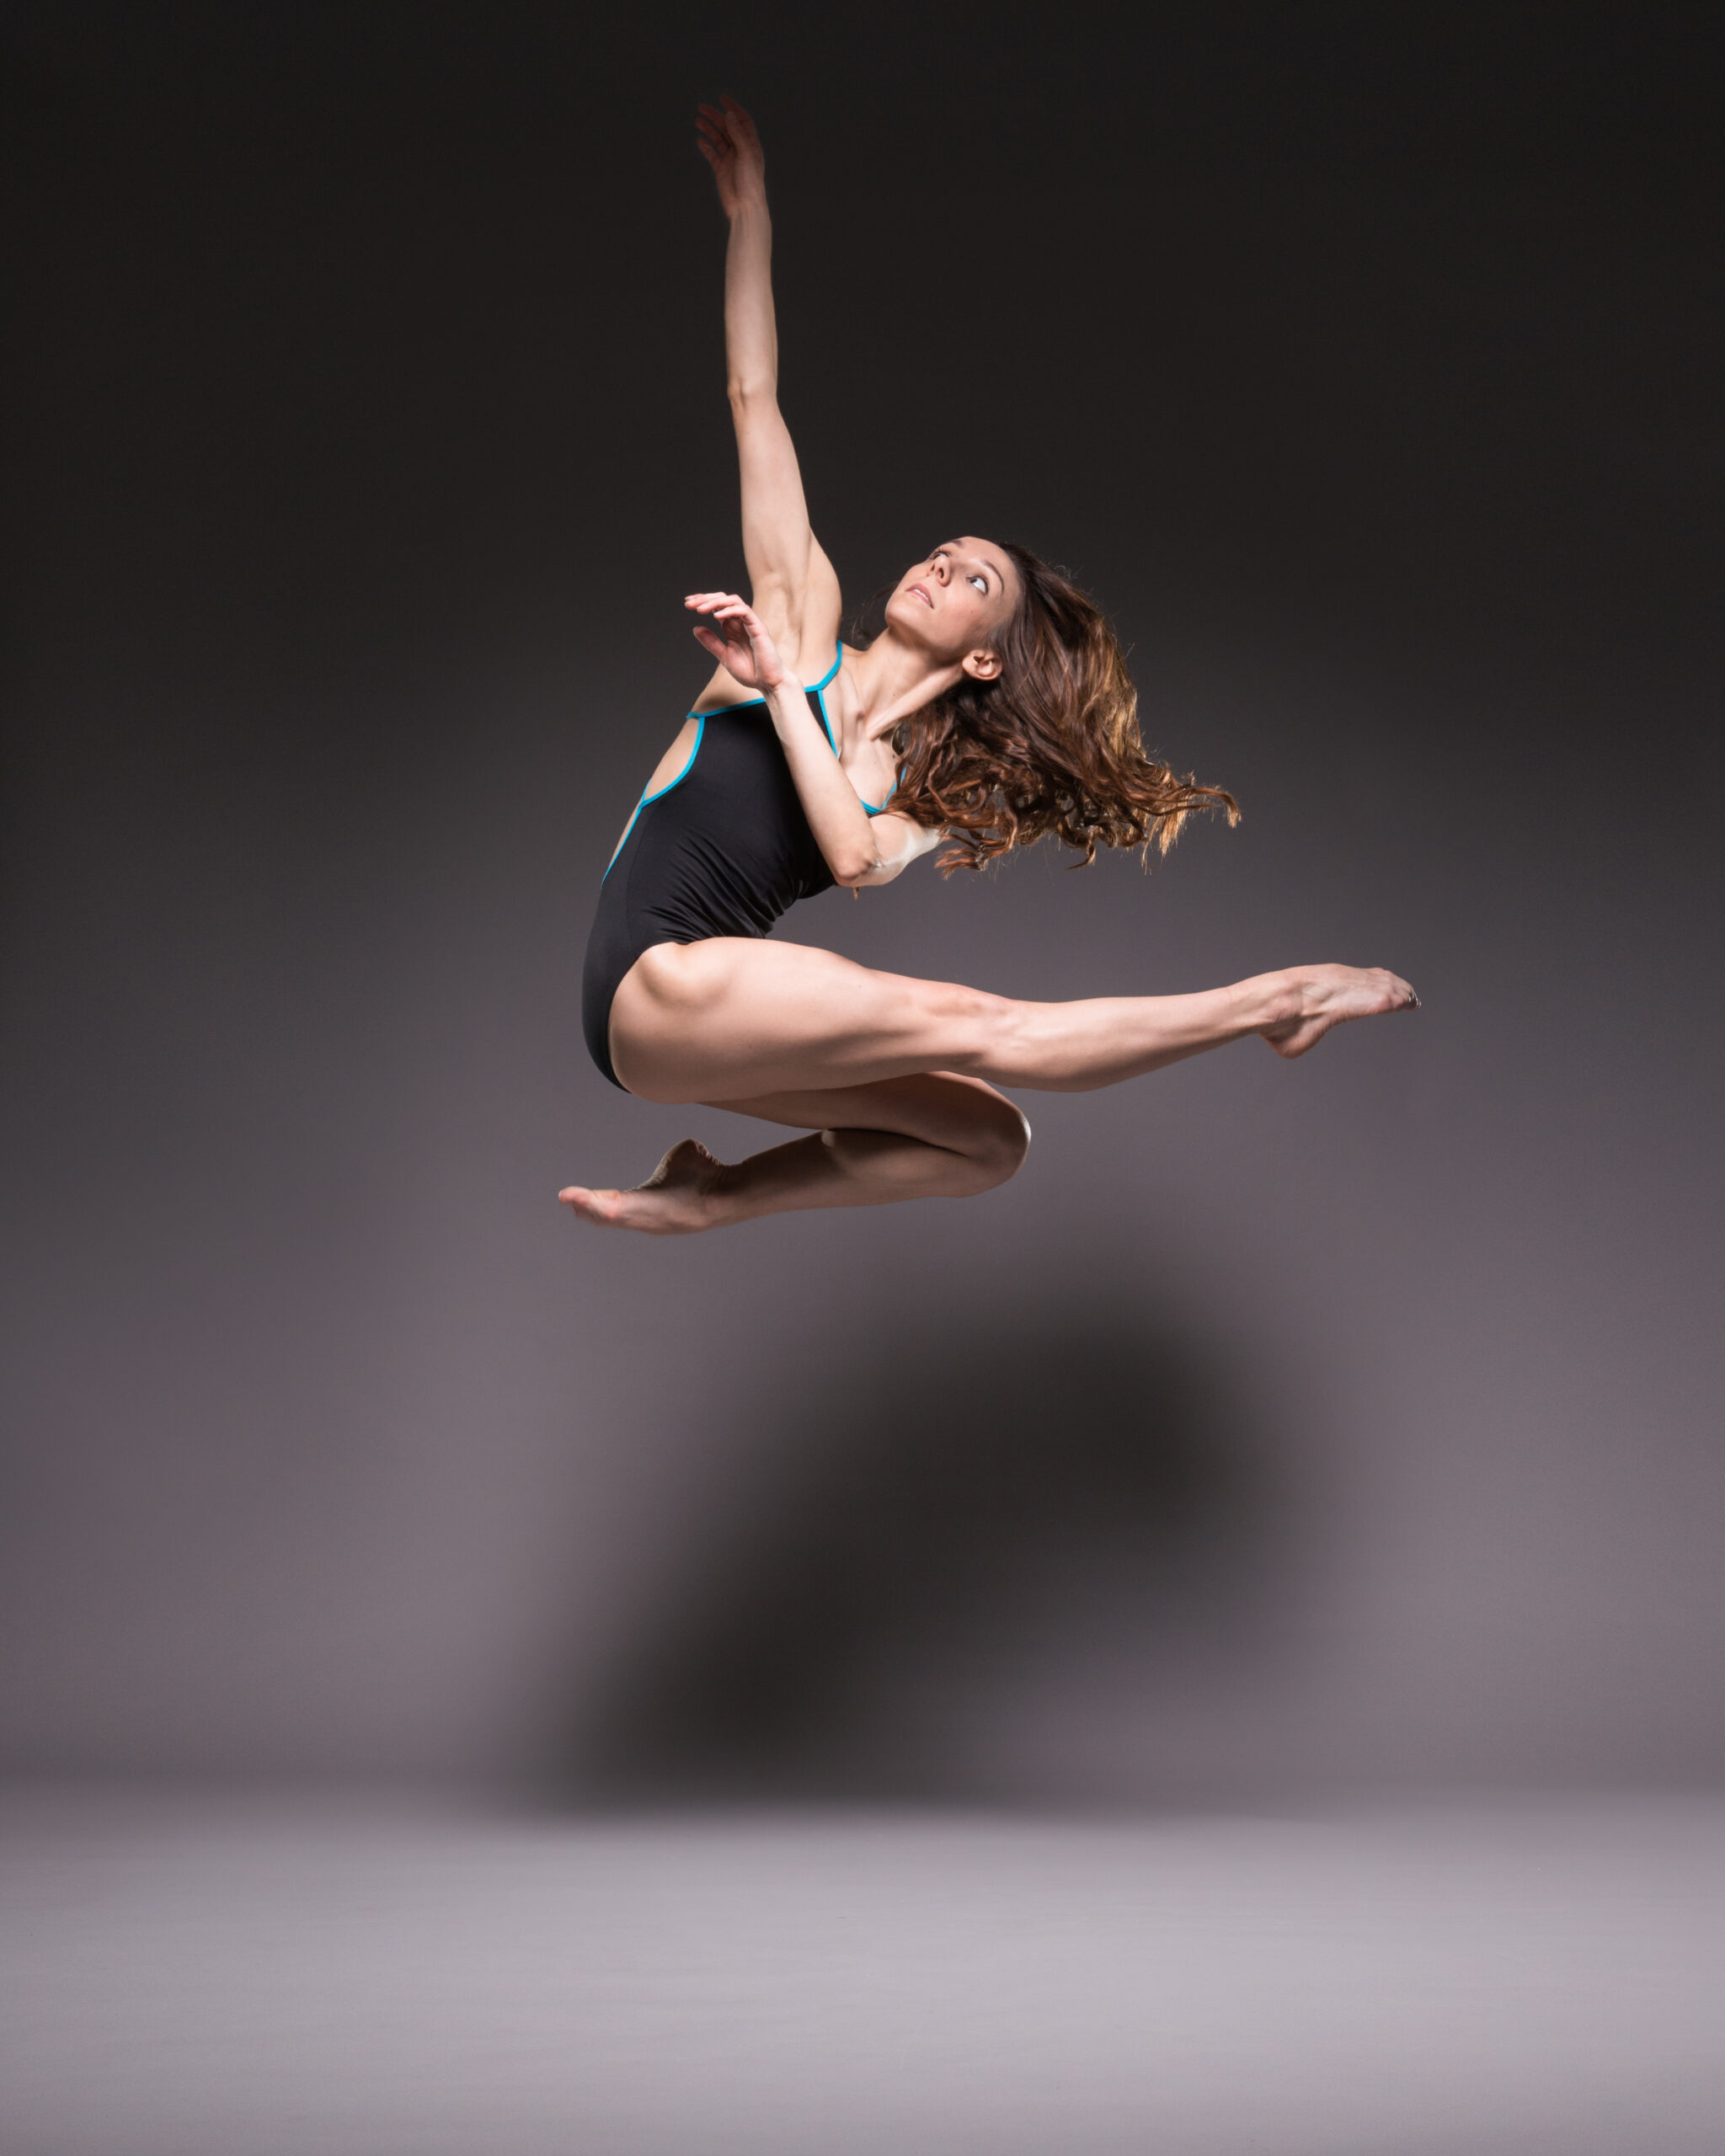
[969,574,987,593]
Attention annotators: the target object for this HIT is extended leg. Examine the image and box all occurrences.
[561,1071,1029,1235]
[607,937,1418,1105]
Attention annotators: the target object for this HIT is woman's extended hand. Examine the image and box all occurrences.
[696,95,766,219]
[686,591,788,692]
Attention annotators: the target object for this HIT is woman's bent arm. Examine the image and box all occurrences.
[761,674,920,884]
[689,591,931,886]
[697,99,840,672]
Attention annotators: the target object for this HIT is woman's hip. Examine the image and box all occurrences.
[605,937,1003,1102]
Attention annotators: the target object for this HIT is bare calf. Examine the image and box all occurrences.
[561,936,1414,1235]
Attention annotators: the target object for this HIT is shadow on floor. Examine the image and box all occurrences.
[559,1299,1310,1805]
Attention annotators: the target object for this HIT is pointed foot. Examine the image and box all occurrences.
[1260,965,1420,1059]
[558,1138,730,1235]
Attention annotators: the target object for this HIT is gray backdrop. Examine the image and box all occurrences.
[3,2,1720,1801]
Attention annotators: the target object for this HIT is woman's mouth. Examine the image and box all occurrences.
[909,583,934,607]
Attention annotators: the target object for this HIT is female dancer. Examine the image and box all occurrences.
[563,99,1416,1236]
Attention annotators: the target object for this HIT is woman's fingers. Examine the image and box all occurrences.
[693,96,762,216]
[686,595,757,644]
[698,94,761,163]
[685,590,755,621]
[695,104,737,195]
[686,590,786,691]
[691,625,747,674]
[686,595,768,647]
[691,621,762,686]
[719,93,758,138]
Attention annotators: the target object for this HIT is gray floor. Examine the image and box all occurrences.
[3,1791,1722,2156]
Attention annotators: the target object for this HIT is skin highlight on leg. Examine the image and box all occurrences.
[563,940,1415,1235]
[559,1071,1030,1235]
[606,937,1418,1104]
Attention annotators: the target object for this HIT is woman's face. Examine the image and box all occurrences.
[884,538,1019,676]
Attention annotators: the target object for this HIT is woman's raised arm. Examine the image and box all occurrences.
[697,98,841,678]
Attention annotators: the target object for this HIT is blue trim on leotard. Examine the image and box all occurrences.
[602,716,708,878]
[605,643,896,879]
[808,643,897,815]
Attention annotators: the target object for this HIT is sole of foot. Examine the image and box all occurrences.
[558,1137,727,1235]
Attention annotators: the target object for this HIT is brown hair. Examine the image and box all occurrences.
[884,542,1238,873]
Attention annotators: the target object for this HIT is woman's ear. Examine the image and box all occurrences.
[961,648,1002,681]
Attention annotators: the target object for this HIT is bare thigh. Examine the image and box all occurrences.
[610,937,1005,1104]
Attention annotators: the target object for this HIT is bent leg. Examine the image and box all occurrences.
[560,1071,1030,1235]
[608,937,1416,1104]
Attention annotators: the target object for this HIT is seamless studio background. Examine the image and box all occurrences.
[3,1,1721,1806]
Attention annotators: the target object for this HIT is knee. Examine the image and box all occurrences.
[959,1097,1032,1190]
[907,977,1019,1076]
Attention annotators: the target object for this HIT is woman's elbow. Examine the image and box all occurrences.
[727,378,779,415]
[835,852,903,889]
[831,848,887,889]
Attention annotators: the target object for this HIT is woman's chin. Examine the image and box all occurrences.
[882,596,946,651]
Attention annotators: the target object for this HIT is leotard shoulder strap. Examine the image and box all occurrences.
[808,643,898,815]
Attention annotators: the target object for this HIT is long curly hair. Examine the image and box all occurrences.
[877,543,1238,873]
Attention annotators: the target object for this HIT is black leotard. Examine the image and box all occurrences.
[581,646,894,1089]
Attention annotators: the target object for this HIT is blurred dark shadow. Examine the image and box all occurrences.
[561,1304,1303,1805]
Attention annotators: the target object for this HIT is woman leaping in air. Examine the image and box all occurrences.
[563,98,1417,1236]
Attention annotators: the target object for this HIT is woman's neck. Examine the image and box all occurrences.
[843,628,964,739]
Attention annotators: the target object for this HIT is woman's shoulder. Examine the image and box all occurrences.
[688,639,846,718]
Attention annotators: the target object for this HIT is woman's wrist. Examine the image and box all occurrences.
[761,676,805,730]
